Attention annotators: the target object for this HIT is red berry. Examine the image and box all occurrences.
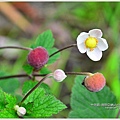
[83,73,106,92]
[27,47,49,70]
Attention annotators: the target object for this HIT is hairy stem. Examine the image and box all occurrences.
[0,46,32,51]
[0,72,92,80]
[66,72,93,76]
[19,73,53,105]
[0,73,46,80]
[49,44,77,57]
[116,109,120,118]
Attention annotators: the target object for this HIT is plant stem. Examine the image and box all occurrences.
[116,109,120,118]
[49,44,77,57]
[0,73,46,80]
[66,72,93,76]
[19,73,53,106]
[0,72,92,80]
[0,46,32,51]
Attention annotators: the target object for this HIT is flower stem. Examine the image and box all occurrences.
[116,109,120,118]
[49,44,77,57]
[0,72,92,80]
[0,46,32,51]
[66,72,93,76]
[0,73,46,80]
[19,73,53,106]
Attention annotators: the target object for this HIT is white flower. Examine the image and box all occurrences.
[17,107,26,117]
[53,69,67,82]
[76,29,108,61]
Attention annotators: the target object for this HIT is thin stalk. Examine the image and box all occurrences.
[0,46,32,51]
[116,109,120,118]
[19,73,53,106]
[0,72,92,80]
[0,73,46,80]
[66,72,93,76]
[49,44,77,57]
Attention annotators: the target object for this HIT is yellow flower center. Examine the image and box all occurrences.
[85,37,98,51]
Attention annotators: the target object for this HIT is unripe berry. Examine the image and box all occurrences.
[82,73,106,92]
[53,69,67,82]
[27,47,49,70]
[17,107,26,117]
[14,105,19,111]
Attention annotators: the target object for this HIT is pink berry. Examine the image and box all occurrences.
[27,47,49,70]
[83,73,106,92]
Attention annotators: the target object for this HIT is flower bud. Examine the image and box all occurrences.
[83,72,106,92]
[17,107,26,117]
[14,105,19,111]
[27,47,49,70]
[53,69,67,82]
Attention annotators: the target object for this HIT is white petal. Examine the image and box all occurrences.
[79,32,88,36]
[97,38,108,51]
[77,33,89,45]
[77,42,87,53]
[89,29,103,38]
[86,47,102,61]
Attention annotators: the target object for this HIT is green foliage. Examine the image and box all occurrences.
[0,88,17,118]
[23,30,60,74]
[22,80,67,118]
[39,66,51,74]
[69,76,117,118]
[101,49,120,103]
[0,72,20,94]
[35,30,54,48]
[33,30,60,63]
[22,64,33,75]
[47,47,60,65]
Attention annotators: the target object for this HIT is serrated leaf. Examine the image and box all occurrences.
[40,66,51,74]
[35,30,54,49]
[22,81,66,118]
[22,80,38,95]
[22,80,52,95]
[47,47,60,64]
[0,109,17,118]
[0,72,20,94]
[69,76,117,118]
[5,94,17,108]
[22,64,33,75]
[0,88,17,118]
[0,89,6,110]
[30,30,59,65]
[23,87,66,118]
[0,89,5,104]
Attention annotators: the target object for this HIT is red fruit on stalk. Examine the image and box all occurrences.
[27,47,49,70]
[82,73,106,92]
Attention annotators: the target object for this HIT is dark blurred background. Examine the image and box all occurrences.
[0,2,119,118]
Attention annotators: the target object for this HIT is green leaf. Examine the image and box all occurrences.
[24,88,66,118]
[69,76,117,118]
[0,88,18,118]
[39,66,51,74]
[34,30,55,49]
[0,109,18,118]
[22,81,66,118]
[5,94,17,108]
[47,47,60,64]
[22,80,52,95]
[0,89,6,110]
[22,80,38,95]
[0,72,20,94]
[22,64,33,75]
[30,30,60,65]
